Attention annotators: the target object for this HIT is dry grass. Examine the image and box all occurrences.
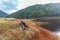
[0,18,34,40]
[0,27,34,40]
[34,22,48,26]
[40,16,60,20]
[0,18,58,40]
[58,37,60,40]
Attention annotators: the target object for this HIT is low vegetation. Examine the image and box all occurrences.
[0,18,58,40]
[0,18,34,40]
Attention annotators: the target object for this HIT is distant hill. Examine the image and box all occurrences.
[7,3,60,18]
[0,10,8,17]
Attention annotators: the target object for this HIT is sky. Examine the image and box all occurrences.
[0,0,60,14]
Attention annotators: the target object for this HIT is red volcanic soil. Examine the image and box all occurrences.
[14,19,57,40]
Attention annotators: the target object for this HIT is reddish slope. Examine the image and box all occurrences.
[22,20,57,40]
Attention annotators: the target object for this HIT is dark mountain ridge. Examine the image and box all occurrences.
[0,10,8,17]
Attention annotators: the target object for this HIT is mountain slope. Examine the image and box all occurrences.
[0,10,8,17]
[7,3,60,18]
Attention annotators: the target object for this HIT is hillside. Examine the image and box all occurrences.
[0,10,8,17]
[7,3,60,18]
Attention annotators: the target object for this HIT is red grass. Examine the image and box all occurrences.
[22,20,57,40]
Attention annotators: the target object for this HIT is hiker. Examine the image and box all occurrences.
[20,21,29,30]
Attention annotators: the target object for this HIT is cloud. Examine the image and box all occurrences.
[17,0,60,11]
[0,0,19,11]
[0,0,60,14]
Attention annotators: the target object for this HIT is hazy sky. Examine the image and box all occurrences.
[0,0,60,14]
